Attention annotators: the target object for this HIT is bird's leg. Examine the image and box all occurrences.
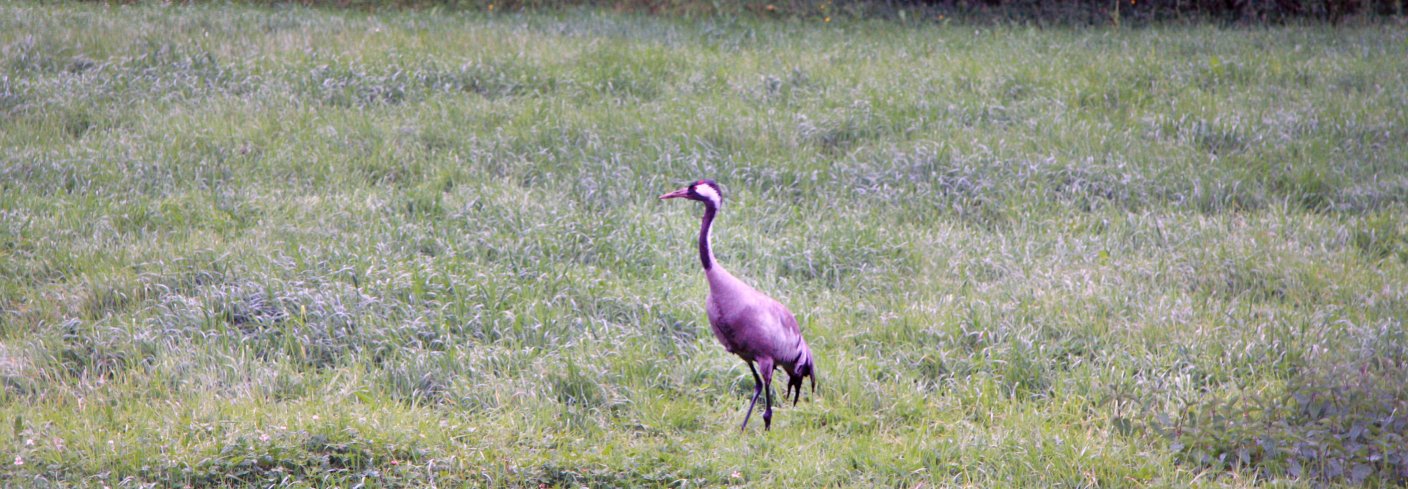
[759,358,775,430]
[740,361,764,432]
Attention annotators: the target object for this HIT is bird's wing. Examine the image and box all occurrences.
[769,299,802,336]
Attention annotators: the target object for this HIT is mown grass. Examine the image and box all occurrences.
[2,2,1407,486]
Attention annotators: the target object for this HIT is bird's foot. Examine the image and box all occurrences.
[763,408,772,430]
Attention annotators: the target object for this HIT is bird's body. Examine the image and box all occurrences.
[705,266,808,372]
[660,179,815,432]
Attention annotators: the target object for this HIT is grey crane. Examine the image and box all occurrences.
[660,179,816,432]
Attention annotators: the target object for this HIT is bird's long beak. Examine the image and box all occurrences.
[658,187,689,200]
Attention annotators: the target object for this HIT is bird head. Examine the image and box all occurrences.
[786,346,816,406]
[658,179,723,209]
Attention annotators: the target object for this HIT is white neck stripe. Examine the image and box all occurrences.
[695,184,721,208]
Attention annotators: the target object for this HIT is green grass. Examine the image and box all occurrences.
[3,2,1408,486]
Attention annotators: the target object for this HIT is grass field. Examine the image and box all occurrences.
[3,2,1407,486]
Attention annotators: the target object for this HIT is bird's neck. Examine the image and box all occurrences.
[699,204,717,271]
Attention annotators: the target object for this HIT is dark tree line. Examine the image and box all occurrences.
[917,0,1403,23]
[227,0,1404,22]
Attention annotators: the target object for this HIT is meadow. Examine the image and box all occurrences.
[2,2,1407,486]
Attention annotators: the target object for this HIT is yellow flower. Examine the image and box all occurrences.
[824,16,831,22]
